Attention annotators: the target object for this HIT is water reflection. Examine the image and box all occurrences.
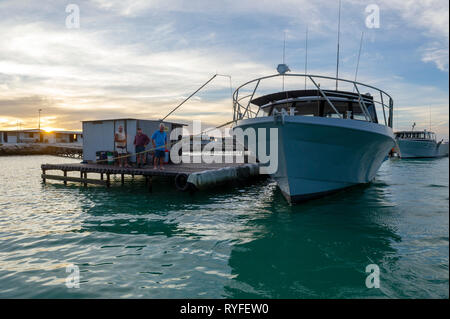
[45,166,404,298]
[224,179,402,298]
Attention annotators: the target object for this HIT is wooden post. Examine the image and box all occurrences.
[148,176,152,193]
[106,174,110,187]
[121,174,124,185]
[83,172,87,187]
[42,169,46,183]
[100,173,104,180]
[80,171,83,185]
[63,170,67,185]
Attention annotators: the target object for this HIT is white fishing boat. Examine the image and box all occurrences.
[395,128,449,158]
[232,72,396,203]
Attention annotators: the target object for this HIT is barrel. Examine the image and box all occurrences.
[164,149,169,164]
[107,151,114,165]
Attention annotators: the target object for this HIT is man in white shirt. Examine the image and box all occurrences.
[114,125,128,167]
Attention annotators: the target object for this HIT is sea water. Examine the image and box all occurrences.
[0,155,448,298]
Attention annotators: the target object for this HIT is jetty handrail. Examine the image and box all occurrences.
[233,73,394,127]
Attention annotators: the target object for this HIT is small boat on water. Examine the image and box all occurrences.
[395,127,449,158]
[232,71,396,203]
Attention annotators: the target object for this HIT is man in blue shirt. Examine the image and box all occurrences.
[152,123,168,170]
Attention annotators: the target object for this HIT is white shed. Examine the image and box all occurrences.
[82,118,184,162]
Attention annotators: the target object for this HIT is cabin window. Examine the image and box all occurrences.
[353,114,366,121]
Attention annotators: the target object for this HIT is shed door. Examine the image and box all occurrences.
[8,134,17,143]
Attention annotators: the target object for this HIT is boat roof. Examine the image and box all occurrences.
[250,89,373,107]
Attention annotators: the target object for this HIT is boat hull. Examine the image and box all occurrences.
[397,139,448,158]
[438,143,449,157]
[234,116,395,203]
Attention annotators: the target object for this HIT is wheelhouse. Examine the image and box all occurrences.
[233,73,393,128]
[395,131,436,141]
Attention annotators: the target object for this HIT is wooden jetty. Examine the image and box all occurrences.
[41,161,263,192]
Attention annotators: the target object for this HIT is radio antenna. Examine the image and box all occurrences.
[304,26,308,90]
[335,0,341,90]
[354,32,364,82]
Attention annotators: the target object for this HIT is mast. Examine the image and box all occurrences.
[335,0,341,90]
[429,105,432,131]
[282,31,286,91]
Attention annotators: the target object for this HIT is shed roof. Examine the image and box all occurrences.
[52,131,82,134]
[82,118,186,125]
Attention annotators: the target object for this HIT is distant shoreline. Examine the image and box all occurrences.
[0,143,82,156]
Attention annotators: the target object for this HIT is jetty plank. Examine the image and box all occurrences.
[41,174,107,186]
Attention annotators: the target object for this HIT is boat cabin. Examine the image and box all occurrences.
[250,89,379,123]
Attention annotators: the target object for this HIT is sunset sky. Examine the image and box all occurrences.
[0,0,448,139]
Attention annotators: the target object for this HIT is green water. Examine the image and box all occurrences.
[0,155,448,298]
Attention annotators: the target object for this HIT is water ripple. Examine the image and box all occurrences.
[0,155,448,298]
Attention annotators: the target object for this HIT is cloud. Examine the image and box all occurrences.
[0,19,273,130]
[0,0,448,139]
[377,0,449,72]
[421,44,449,71]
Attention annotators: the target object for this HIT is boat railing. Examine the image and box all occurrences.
[233,73,394,128]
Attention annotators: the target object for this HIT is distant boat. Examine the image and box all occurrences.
[395,128,449,158]
[232,72,396,203]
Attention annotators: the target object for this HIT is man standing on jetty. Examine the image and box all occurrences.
[152,123,167,170]
[115,125,129,167]
[133,128,150,168]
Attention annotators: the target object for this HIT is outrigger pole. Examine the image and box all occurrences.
[161,74,218,122]
[354,32,364,82]
[161,73,233,122]
[352,31,364,93]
